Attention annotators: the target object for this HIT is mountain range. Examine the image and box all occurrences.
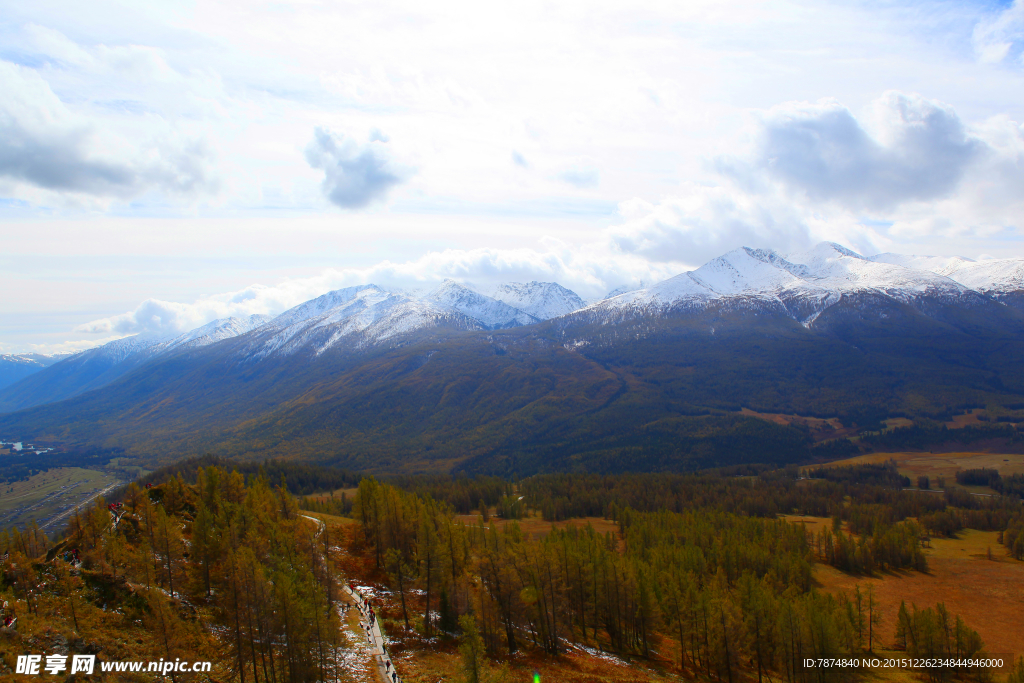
[0,353,65,392]
[3,242,1024,475]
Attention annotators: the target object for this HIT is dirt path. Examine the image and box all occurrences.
[301,514,402,683]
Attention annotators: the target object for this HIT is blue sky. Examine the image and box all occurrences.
[1,0,1023,352]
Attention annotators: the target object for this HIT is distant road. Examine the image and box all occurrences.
[41,481,123,531]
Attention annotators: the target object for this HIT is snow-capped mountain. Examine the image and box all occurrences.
[240,280,551,361]
[0,353,65,391]
[870,253,1024,298]
[163,314,272,352]
[0,353,60,368]
[241,285,478,360]
[56,314,272,366]
[585,242,977,326]
[7,243,1024,418]
[6,241,1024,473]
[490,281,585,319]
[427,280,539,328]
[0,314,272,412]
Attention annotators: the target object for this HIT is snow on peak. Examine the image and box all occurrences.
[426,280,538,328]
[162,314,272,352]
[270,285,388,329]
[239,280,547,361]
[688,247,807,295]
[870,253,1024,294]
[868,253,975,277]
[585,241,971,321]
[786,241,866,268]
[604,285,636,299]
[490,281,584,319]
[0,353,60,368]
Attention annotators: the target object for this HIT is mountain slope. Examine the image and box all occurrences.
[0,281,579,412]
[3,288,1024,476]
[0,353,64,391]
[0,314,270,412]
[490,281,585,319]
[4,242,1024,476]
[871,252,1024,312]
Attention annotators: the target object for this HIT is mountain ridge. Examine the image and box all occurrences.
[3,243,1024,477]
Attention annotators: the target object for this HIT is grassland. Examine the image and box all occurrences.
[792,516,1024,672]
[0,467,121,531]
[821,450,1024,488]
[389,641,679,683]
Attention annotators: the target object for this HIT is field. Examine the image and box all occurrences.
[302,510,356,526]
[739,408,858,441]
[816,451,1024,488]
[796,517,1024,669]
[454,511,620,540]
[0,466,122,531]
[390,641,678,683]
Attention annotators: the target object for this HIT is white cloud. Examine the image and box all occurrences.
[719,93,981,213]
[304,127,406,209]
[606,183,813,266]
[74,244,683,337]
[4,1,1024,351]
[603,91,1024,263]
[28,335,128,356]
[973,0,1024,64]
[559,166,599,188]
[0,61,218,203]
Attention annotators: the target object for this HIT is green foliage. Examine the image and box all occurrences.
[1007,657,1024,683]
[1003,513,1024,560]
[808,462,910,487]
[31,465,341,683]
[895,602,988,682]
[138,455,361,496]
[459,614,485,683]
[957,468,1024,499]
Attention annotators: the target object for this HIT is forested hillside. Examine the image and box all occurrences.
[3,462,1023,681]
[5,298,1024,476]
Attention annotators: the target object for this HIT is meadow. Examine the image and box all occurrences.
[819,451,1024,492]
[0,466,121,531]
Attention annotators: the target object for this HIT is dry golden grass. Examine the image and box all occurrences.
[0,573,225,682]
[302,510,356,525]
[0,467,121,530]
[822,451,1024,485]
[811,529,1024,666]
[391,638,679,683]
[780,514,834,535]
[739,408,858,441]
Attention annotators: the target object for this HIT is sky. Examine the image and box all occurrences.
[2,0,1024,353]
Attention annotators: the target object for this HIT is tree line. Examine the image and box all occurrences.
[2,465,346,683]
[352,475,1002,683]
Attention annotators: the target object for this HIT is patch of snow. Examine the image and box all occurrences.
[871,253,1024,295]
[490,281,584,319]
[582,242,972,323]
[427,280,538,328]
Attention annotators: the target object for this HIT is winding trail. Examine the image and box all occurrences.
[300,514,403,683]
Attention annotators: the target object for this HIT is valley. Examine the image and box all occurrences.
[0,467,122,531]
[3,244,1024,682]
[4,462,1021,683]
[825,451,1024,484]
[815,528,1024,672]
